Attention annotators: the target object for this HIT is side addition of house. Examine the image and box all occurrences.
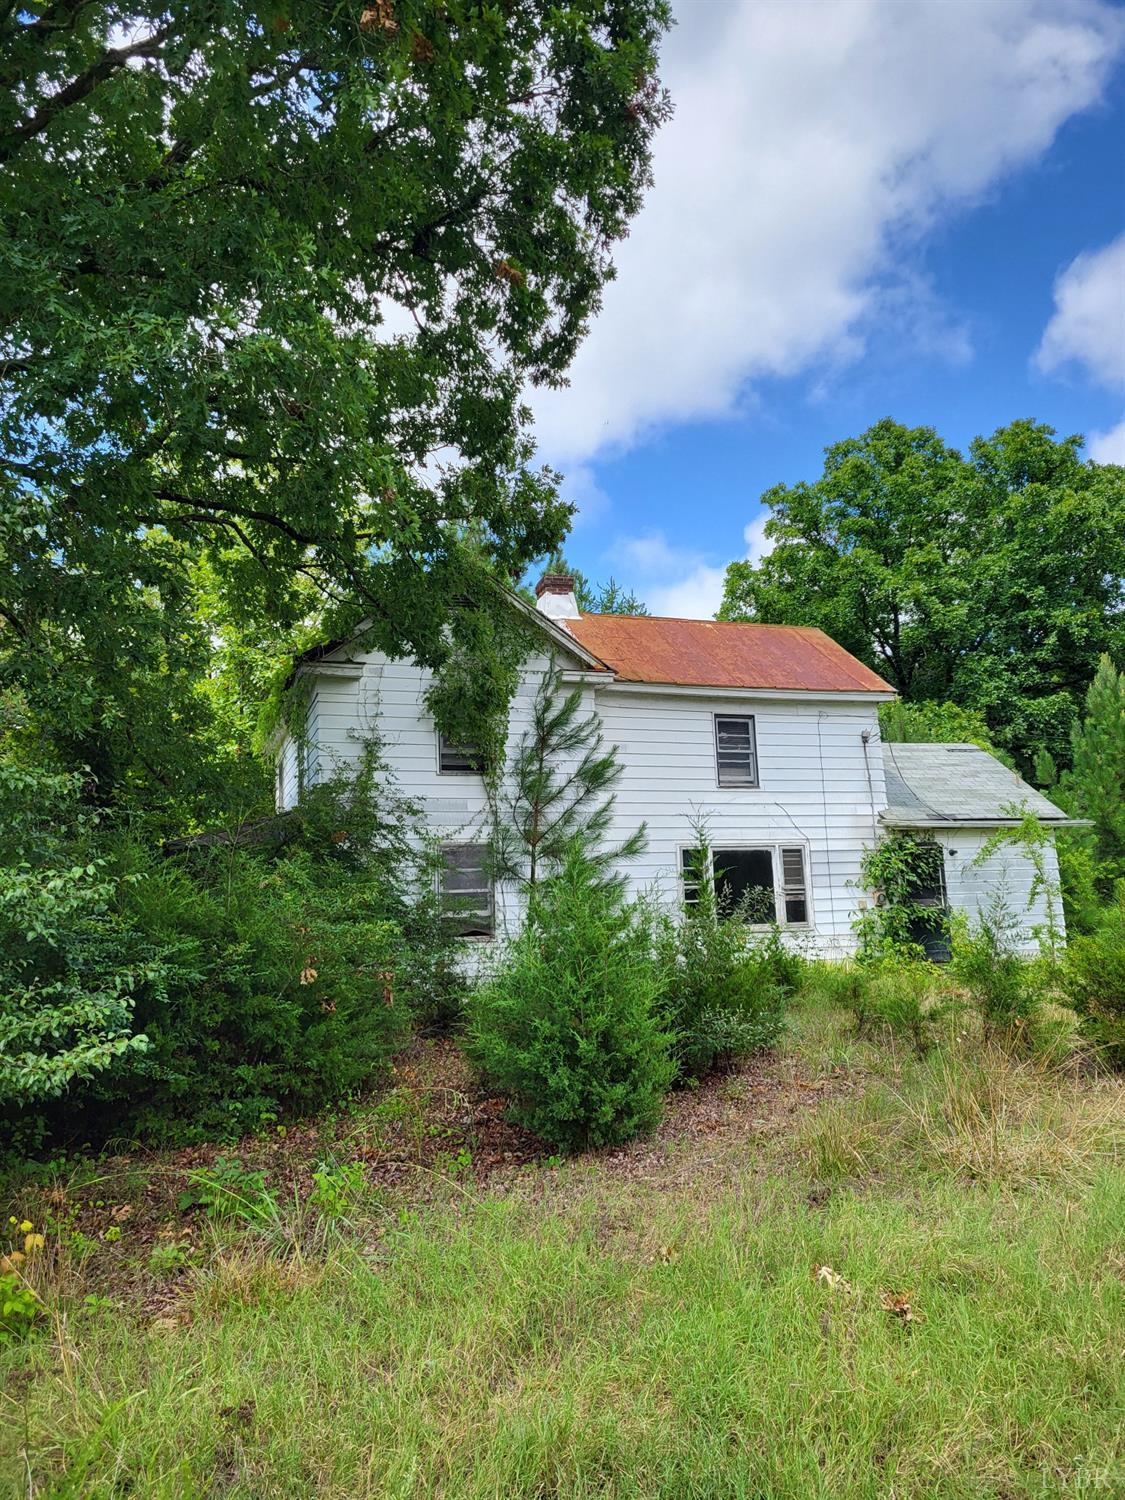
[272,574,1078,956]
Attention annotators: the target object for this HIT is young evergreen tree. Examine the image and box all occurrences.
[1064,655,1125,882]
[491,662,644,888]
[544,551,649,615]
[467,844,673,1152]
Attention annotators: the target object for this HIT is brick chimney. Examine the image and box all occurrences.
[534,572,579,620]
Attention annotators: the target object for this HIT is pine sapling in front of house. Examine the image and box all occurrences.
[491,662,645,889]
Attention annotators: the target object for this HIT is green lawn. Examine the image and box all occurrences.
[3,1004,1124,1498]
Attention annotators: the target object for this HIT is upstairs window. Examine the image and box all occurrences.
[438,732,485,775]
[439,844,494,938]
[714,715,758,787]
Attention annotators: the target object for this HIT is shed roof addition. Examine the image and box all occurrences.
[880,743,1076,827]
[562,615,893,694]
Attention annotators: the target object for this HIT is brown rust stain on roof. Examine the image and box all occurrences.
[562,615,893,693]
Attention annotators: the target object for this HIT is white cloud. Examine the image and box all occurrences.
[648,565,729,620]
[612,531,685,575]
[610,514,774,619]
[532,0,1124,468]
[743,513,775,567]
[608,529,724,618]
[1035,233,1125,388]
[1088,415,1125,463]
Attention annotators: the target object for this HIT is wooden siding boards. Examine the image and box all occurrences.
[282,635,1063,958]
[292,646,888,956]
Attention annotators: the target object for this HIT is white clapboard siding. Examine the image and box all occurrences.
[281,644,887,956]
[592,687,884,955]
[931,829,1064,956]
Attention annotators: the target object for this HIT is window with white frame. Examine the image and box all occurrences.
[714,714,759,787]
[680,844,809,927]
[439,844,494,937]
[438,732,485,775]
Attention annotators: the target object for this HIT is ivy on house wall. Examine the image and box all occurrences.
[424,595,539,785]
[855,832,949,962]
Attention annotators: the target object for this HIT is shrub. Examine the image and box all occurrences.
[951,898,1040,1043]
[849,958,945,1056]
[1064,886,1125,1066]
[3,741,452,1146]
[0,765,156,1106]
[656,841,787,1083]
[855,832,949,963]
[467,845,673,1152]
[0,1271,40,1345]
[798,961,867,1011]
[85,843,410,1141]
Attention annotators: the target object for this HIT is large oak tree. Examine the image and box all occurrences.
[0,0,670,813]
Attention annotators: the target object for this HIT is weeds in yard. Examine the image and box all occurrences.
[3,995,1123,1499]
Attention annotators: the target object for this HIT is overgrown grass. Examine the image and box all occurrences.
[3,1002,1124,1499]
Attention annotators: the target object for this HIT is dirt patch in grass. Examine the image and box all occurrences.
[3,1039,860,1317]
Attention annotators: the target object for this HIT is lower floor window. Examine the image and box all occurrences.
[439,843,494,938]
[681,844,809,926]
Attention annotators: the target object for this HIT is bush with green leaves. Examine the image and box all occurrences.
[0,765,157,1107]
[655,840,788,1084]
[855,832,949,962]
[55,841,410,1143]
[3,742,462,1146]
[848,958,947,1057]
[951,898,1041,1042]
[467,846,673,1153]
[291,745,468,1035]
[1064,885,1125,1066]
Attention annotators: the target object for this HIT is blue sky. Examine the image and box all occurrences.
[529,0,1125,616]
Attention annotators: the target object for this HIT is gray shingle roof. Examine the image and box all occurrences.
[880,743,1073,827]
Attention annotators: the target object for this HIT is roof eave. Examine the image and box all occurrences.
[600,680,897,701]
[880,813,1092,829]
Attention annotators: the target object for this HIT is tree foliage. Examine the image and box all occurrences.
[0,0,671,814]
[1062,655,1125,882]
[467,844,673,1152]
[545,551,649,614]
[720,418,1125,768]
[0,766,154,1105]
[879,699,1010,764]
[491,661,644,888]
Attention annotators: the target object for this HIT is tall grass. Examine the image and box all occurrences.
[5,1176,1123,1499]
[3,1003,1123,1499]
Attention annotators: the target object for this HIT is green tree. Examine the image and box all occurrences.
[720,418,1125,768]
[0,766,155,1105]
[0,0,671,812]
[578,575,650,615]
[879,700,1008,762]
[1062,655,1125,884]
[544,551,649,614]
[491,661,644,888]
[467,843,673,1152]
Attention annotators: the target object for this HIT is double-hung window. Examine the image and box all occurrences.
[714,715,758,787]
[439,844,494,938]
[680,844,809,927]
[438,732,485,775]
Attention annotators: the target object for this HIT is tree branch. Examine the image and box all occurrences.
[0,19,177,163]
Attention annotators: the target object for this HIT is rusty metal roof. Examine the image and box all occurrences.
[562,614,894,693]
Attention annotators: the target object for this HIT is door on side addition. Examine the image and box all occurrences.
[904,840,951,962]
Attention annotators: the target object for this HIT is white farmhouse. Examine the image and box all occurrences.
[273,573,1077,957]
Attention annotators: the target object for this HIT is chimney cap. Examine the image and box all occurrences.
[535,571,576,599]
